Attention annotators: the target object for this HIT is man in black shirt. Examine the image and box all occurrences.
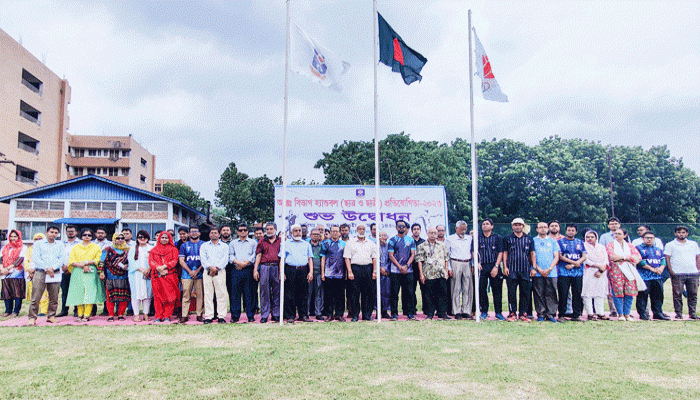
[410,223,425,315]
[477,219,505,320]
[503,218,536,322]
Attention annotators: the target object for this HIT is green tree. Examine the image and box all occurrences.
[214,162,281,225]
[160,182,208,214]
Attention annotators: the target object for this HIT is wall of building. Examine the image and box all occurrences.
[0,28,71,228]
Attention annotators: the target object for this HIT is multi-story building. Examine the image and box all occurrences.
[64,134,156,191]
[154,178,189,194]
[0,28,71,227]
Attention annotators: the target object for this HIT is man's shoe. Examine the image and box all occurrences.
[335,316,345,322]
[390,315,398,321]
[203,319,212,324]
[47,316,58,323]
[248,317,255,323]
[548,317,558,323]
[315,315,325,321]
[638,313,650,321]
[56,311,68,318]
[439,315,452,320]
[154,319,163,323]
[455,314,463,320]
[689,314,699,320]
[464,314,473,320]
[217,318,227,324]
[302,317,312,322]
[230,316,239,323]
[609,311,618,318]
[557,317,567,323]
[196,316,204,322]
[653,314,670,321]
[285,319,295,324]
[260,318,268,323]
[363,316,374,322]
[537,316,545,322]
[271,316,280,322]
[519,315,532,322]
[351,317,359,322]
[495,313,506,321]
[408,314,416,320]
[480,312,488,320]
[675,314,684,320]
[506,313,517,322]
[381,311,390,319]
[179,317,189,324]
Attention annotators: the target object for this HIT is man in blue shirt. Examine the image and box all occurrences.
[28,225,64,325]
[636,231,670,320]
[228,224,257,323]
[378,231,391,319]
[532,222,559,322]
[179,226,204,322]
[279,224,313,323]
[320,225,346,321]
[557,224,587,322]
[388,220,416,320]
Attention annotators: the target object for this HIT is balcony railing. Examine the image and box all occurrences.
[18,142,39,155]
[16,175,37,186]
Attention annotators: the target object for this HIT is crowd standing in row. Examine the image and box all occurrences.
[1,216,698,326]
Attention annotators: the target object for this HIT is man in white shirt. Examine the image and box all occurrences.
[93,227,112,250]
[28,225,65,325]
[664,225,700,320]
[199,226,230,324]
[631,224,663,249]
[446,220,474,319]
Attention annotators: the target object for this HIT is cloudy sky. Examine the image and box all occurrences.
[1,1,699,202]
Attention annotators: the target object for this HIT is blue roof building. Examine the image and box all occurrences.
[0,175,205,239]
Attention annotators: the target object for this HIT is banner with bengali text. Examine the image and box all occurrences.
[274,185,448,238]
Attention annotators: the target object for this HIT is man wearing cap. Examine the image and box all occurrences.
[503,218,536,322]
[445,220,474,320]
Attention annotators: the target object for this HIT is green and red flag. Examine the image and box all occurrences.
[378,13,427,85]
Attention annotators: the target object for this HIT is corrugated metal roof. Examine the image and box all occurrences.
[0,175,205,217]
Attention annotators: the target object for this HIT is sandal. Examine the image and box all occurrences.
[133,316,141,322]
[143,316,150,322]
[117,316,125,321]
[82,317,90,322]
[107,317,115,322]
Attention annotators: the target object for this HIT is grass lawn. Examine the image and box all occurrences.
[2,315,700,399]
[3,284,699,399]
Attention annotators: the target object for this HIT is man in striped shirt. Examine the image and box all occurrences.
[477,218,505,320]
[503,218,536,322]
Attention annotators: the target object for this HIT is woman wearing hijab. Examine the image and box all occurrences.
[606,228,645,321]
[149,231,181,322]
[1,229,28,317]
[128,230,153,322]
[582,230,609,320]
[24,232,50,316]
[66,228,105,322]
[98,233,131,321]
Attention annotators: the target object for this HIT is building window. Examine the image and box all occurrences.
[18,132,40,155]
[15,165,37,186]
[87,168,96,175]
[16,200,63,210]
[122,223,166,240]
[153,203,168,212]
[16,201,32,210]
[140,175,146,184]
[102,202,116,211]
[71,202,86,210]
[121,168,130,177]
[122,203,137,211]
[86,202,101,211]
[72,167,84,176]
[107,167,118,176]
[122,150,130,157]
[16,221,50,240]
[71,148,85,158]
[49,201,64,210]
[19,100,41,125]
[87,149,101,157]
[21,69,43,95]
[154,183,162,192]
[137,202,153,212]
[141,158,147,168]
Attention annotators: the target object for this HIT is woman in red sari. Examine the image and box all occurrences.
[149,231,180,323]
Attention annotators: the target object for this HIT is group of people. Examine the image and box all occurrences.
[1,216,698,326]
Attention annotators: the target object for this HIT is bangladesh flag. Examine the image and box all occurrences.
[378,13,427,85]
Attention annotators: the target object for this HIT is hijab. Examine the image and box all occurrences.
[151,231,175,257]
[111,232,130,251]
[2,229,24,268]
[583,230,607,266]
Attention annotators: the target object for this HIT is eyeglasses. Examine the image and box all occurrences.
[237,229,248,232]
[82,234,92,237]
[115,236,125,240]
[137,236,146,239]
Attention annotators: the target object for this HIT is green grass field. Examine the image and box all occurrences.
[3,284,699,399]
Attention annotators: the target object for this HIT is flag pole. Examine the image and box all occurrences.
[468,9,481,322]
[279,0,290,326]
[373,0,382,323]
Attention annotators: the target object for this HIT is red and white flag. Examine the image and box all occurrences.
[473,28,508,103]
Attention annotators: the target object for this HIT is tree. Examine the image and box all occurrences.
[214,162,281,225]
[160,182,208,214]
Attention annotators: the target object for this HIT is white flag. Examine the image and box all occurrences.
[291,24,350,92]
[473,28,508,102]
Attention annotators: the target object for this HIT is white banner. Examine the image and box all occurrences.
[274,185,448,238]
